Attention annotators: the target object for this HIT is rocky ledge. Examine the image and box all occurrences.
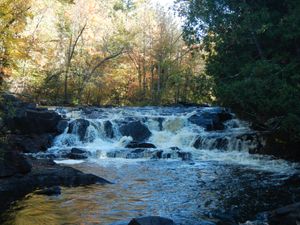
[0,155,110,212]
[0,93,110,213]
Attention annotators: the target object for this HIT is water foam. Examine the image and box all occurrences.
[48,107,299,174]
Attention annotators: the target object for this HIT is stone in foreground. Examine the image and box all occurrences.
[128,216,175,225]
[268,202,300,225]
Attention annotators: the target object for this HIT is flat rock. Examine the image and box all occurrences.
[0,157,110,212]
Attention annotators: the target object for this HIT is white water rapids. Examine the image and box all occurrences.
[46,106,298,174]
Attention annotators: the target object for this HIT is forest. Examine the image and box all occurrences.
[2,0,299,155]
[0,0,212,106]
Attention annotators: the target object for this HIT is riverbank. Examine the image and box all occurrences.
[0,93,110,213]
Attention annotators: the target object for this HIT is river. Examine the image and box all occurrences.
[2,107,300,225]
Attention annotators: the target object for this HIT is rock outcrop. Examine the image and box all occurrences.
[0,156,110,212]
[119,121,151,142]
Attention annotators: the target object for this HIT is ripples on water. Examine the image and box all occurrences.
[2,107,300,224]
[2,159,300,225]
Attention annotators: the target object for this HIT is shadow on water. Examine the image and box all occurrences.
[2,159,300,225]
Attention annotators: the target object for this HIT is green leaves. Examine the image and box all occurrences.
[179,0,300,142]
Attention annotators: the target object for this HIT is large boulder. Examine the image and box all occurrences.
[0,146,31,178]
[56,119,69,133]
[6,109,62,135]
[8,134,54,153]
[268,202,300,225]
[103,120,114,138]
[68,119,90,141]
[128,216,175,225]
[119,121,151,142]
[188,108,233,131]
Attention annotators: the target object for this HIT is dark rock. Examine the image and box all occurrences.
[126,142,156,149]
[0,157,110,212]
[70,148,86,154]
[155,117,164,131]
[237,132,265,154]
[0,147,31,178]
[188,109,233,131]
[268,202,300,225]
[66,153,88,159]
[188,114,215,130]
[119,121,151,142]
[104,120,114,138]
[35,186,61,196]
[131,149,146,154]
[6,109,62,135]
[170,146,180,151]
[56,119,69,134]
[177,151,192,161]
[193,137,203,149]
[283,174,300,186]
[214,137,229,149]
[8,134,54,153]
[257,132,300,161]
[193,136,230,150]
[68,119,90,141]
[162,153,172,159]
[155,150,163,159]
[66,148,89,159]
[128,216,175,225]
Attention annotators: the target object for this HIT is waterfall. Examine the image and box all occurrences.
[46,107,267,161]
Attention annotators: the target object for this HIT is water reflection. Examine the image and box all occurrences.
[2,159,300,225]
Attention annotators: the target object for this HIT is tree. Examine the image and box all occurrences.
[178,0,300,153]
[0,0,32,88]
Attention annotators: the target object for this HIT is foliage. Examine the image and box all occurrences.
[0,0,32,86]
[1,0,212,106]
[177,0,300,141]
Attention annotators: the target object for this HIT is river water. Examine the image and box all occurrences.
[2,107,300,225]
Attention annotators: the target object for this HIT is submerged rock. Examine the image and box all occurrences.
[119,121,151,142]
[35,186,61,196]
[177,151,192,161]
[128,216,175,225]
[126,142,156,149]
[268,202,300,225]
[66,148,90,159]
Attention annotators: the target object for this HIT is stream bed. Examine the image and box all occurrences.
[2,107,300,225]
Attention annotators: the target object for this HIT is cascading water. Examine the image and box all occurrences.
[5,107,300,225]
[46,106,293,173]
